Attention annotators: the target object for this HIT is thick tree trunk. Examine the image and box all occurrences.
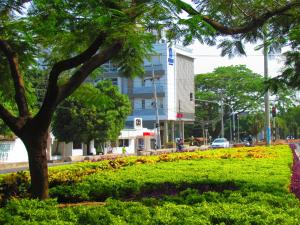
[22,129,49,199]
[86,141,91,155]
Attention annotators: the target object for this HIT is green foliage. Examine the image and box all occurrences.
[52,81,131,144]
[0,145,300,224]
[194,65,265,138]
[47,145,293,202]
[239,111,265,138]
[0,198,76,225]
[279,106,300,137]
[0,171,30,205]
[194,65,296,138]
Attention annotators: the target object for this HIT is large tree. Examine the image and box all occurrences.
[194,65,296,139]
[52,81,131,153]
[1,0,299,199]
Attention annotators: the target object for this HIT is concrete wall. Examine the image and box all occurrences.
[175,53,195,121]
[0,139,28,163]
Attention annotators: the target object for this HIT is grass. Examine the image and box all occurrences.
[0,145,299,224]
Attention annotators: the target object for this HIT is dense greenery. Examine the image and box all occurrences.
[193,65,296,139]
[276,106,300,138]
[0,145,299,224]
[52,81,131,152]
[194,65,264,138]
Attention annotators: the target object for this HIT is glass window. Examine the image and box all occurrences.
[110,78,118,86]
[152,54,161,65]
[134,98,142,109]
[157,97,164,109]
[0,143,10,161]
[145,99,153,109]
[118,139,129,147]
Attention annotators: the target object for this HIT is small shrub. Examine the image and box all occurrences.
[0,171,30,205]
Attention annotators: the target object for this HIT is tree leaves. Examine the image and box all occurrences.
[52,81,131,144]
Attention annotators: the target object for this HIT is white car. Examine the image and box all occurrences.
[211,138,230,149]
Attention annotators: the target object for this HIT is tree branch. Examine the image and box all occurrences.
[35,40,123,127]
[56,41,123,104]
[40,32,107,116]
[0,40,29,117]
[0,103,21,134]
[176,0,300,35]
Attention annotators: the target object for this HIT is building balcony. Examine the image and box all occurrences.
[131,109,165,116]
[132,85,165,94]
[101,64,165,76]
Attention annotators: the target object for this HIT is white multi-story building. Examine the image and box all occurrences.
[99,42,195,145]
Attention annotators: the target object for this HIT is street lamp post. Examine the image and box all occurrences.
[144,64,161,149]
[237,114,240,142]
[222,102,235,143]
[263,30,271,146]
[220,99,224,138]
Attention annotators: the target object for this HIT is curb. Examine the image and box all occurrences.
[290,143,300,200]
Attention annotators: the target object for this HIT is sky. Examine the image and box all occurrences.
[192,42,286,77]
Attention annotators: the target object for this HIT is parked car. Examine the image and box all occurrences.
[211,138,230,149]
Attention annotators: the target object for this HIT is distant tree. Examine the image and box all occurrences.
[239,112,265,142]
[194,65,296,139]
[52,81,131,154]
[194,65,265,138]
[280,106,300,138]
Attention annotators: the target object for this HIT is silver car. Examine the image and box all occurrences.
[211,138,230,149]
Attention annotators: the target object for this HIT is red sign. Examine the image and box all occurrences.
[176,113,183,118]
[143,132,154,136]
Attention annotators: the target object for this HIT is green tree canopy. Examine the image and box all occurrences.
[52,81,131,152]
[194,65,295,139]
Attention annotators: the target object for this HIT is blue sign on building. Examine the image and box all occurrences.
[168,48,174,65]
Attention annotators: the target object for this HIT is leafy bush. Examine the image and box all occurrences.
[1,145,300,224]
[0,171,30,205]
[1,144,300,225]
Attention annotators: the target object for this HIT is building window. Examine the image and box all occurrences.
[0,143,10,161]
[110,78,118,86]
[134,98,142,109]
[142,99,145,109]
[142,79,146,87]
[152,54,162,65]
[157,97,164,109]
[190,93,193,101]
[118,139,129,147]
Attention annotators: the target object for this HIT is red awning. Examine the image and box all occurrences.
[143,132,154,136]
[176,113,183,118]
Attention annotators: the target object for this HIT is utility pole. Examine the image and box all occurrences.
[152,64,161,149]
[232,112,236,143]
[263,30,271,146]
[229,116,232,142]
[237,114,240,142]
[220,99,224,138]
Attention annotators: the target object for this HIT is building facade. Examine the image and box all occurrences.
[99,42,195,146]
